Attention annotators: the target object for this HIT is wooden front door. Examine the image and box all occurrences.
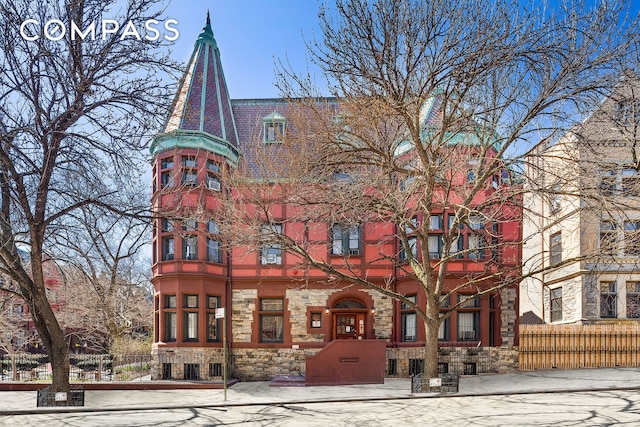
[334,313,366,340]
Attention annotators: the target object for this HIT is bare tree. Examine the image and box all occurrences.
[216,0,640,378]
[0,0,176,393]
[52,205,153,353]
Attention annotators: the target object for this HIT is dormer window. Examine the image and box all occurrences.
[262,111,286,143]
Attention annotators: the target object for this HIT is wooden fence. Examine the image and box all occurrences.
[520,324,640,370]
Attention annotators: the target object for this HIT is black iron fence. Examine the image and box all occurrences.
[0,353,151,382]
[386,347,494,378]
[37,384,85,407]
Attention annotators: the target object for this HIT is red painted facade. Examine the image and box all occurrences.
[149,15,521,380]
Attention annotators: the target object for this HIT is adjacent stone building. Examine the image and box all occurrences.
[521,80,640,325]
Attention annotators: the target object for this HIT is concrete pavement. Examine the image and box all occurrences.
[1,367,640,415]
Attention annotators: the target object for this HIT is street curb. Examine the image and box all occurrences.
[0,380,237,392]
[1,385,639,416]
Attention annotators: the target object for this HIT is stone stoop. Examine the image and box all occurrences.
[269,374,307,387]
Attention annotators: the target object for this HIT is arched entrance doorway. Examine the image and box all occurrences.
[332,299,368,340]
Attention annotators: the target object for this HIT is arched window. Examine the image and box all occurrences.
[333,299,366,309]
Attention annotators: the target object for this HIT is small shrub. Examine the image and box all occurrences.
[16,359,39,370]
[77,361,99,371]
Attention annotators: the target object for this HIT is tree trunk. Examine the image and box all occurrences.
[423,315,440,379]
[29,286,69,393]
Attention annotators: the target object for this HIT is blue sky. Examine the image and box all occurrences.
[163,1,322,99]
[162,1,640,100]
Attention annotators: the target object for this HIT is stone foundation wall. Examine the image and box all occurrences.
[385,346,519,377]
[152,345,518,381]
[231,347,321,381]
[151,346,227,380]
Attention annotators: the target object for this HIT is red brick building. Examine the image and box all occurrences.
[150,15,520,381]
[0,253,64,353]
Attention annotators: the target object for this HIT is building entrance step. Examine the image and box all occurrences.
[269,374,306,387]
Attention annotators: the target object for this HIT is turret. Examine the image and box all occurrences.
[150,13,233,366]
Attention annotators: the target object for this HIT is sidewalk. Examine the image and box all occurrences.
[1,367,640,414]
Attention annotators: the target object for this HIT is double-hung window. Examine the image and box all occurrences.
[599,168,616,196]
[160,157,174,189]
[400,236,418,261]
[468,233,486,260]
[438,295,451,341]
[550,287,563,322]
[401,295,417,342]
[162,237,174,261]
[624,221,640,256]
[260,298,284,343]
[550,232,562,266]
[183,235,198,260]
[261,224,283,265]
[207,238,222,263]
[600,282,617,318]
[428,215,443,259]
[206,296,220,342]
[600,221,618,255]
[427,235,442,259]
[627,282,640,318]
[621,168,640,196]
[331,224,360,255]
[183,295,198,342]
[182,156,198,186]
[164,294,176,342]
[206,220,222,263]
[457,295,479,341]
[447,214,463,258]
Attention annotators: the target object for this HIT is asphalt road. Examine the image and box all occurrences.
[2,389,640,426]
